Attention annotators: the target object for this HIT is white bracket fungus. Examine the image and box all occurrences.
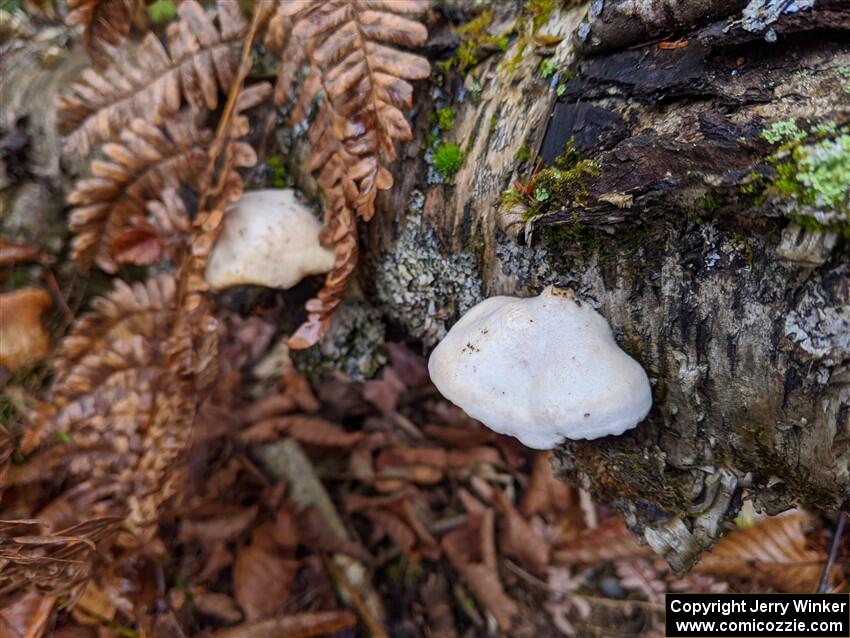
[428,286,652,449]
[205,189,335,291]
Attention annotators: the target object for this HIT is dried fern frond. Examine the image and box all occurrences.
[22,275,177,457]
[267,0,431,348]
[695,512,829,592]
[0,517,120,599]
[66,0,137,65]
[109,186,193,267]
[57,0,248,156]
[68,115,211,272]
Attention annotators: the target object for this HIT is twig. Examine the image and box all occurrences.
[323,555,389,638]
[198,0,272,210]
[503,560,666,612]
[817,511,847,593]
[40,257,74,324]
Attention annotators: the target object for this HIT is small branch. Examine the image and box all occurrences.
[817,511,847,593]
[503,560,666,613]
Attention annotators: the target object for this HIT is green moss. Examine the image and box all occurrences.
[444,8,510,75]
[763,128,850,219]
[148,0,177,23]
[813,121,838,137]
[515,144,531,163]
[500,186,524,208]
[433,143,463,178]
[434,107,455,132]
[55,431,71,445]
[697,192,721,213]
[539,57,557,79]
[761,119,807,145]
[265,155,291,188]
[524,0,555,30]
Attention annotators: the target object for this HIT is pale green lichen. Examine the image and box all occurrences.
[796,135,850,213]
[291,301,386,382]
[761,119,806,144]
[375,195,483,345]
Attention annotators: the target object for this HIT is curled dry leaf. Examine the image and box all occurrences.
[66,0,137,66]
[522,451,575,518]
[66,115,209,272]
[441,509,518,630]
[0,288,52,371]
[207,610,357,638]
[492,489,550,574]
[375,447,447,470]
[240,416,365,448]
[364,508,416,556]
[553,518,651,565]
[695,512,829,592]
[233,543,298,621]
[0,238,40,267]
[266,1,431,348]
[0,591,55,638]
[191,587,243,624]
[110,226,165,267]
[178,506,258,544]
[297,506,373,565]
[58,0,248,156]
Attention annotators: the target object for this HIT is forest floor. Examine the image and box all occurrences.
[1,278,848,637]
[1,1,849,636]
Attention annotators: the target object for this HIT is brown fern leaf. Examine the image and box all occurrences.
[267,0,430,348]
[57,0,248,157]
[66,0,137,66]
[22,275,176,458]
[695,512,829,592]
[0,517,120,599]
[67,115,210,271]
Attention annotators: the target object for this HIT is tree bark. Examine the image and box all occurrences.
[362,0,850,571]
[2,1,849,573]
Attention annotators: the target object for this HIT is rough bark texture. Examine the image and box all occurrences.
[360,0,850,572]
[2,1,849,573]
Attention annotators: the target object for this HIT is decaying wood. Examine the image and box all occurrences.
[353,0,850,571]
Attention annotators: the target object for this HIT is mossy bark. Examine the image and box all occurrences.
[365,0,850,571]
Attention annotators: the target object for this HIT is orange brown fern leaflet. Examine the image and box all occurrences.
[266,0,431,348]
[57,0,249,157]
[65,0,138,66]
[8,4,273,603]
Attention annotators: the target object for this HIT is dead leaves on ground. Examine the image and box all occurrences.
[695,511,831,592]
[0,287,52,370]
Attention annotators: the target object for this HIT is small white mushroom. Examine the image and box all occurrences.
[428,286,652,449]
[205,189,335,291]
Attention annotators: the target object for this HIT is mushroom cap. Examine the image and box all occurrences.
[428,286,652,449]
[205,189,335,291]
